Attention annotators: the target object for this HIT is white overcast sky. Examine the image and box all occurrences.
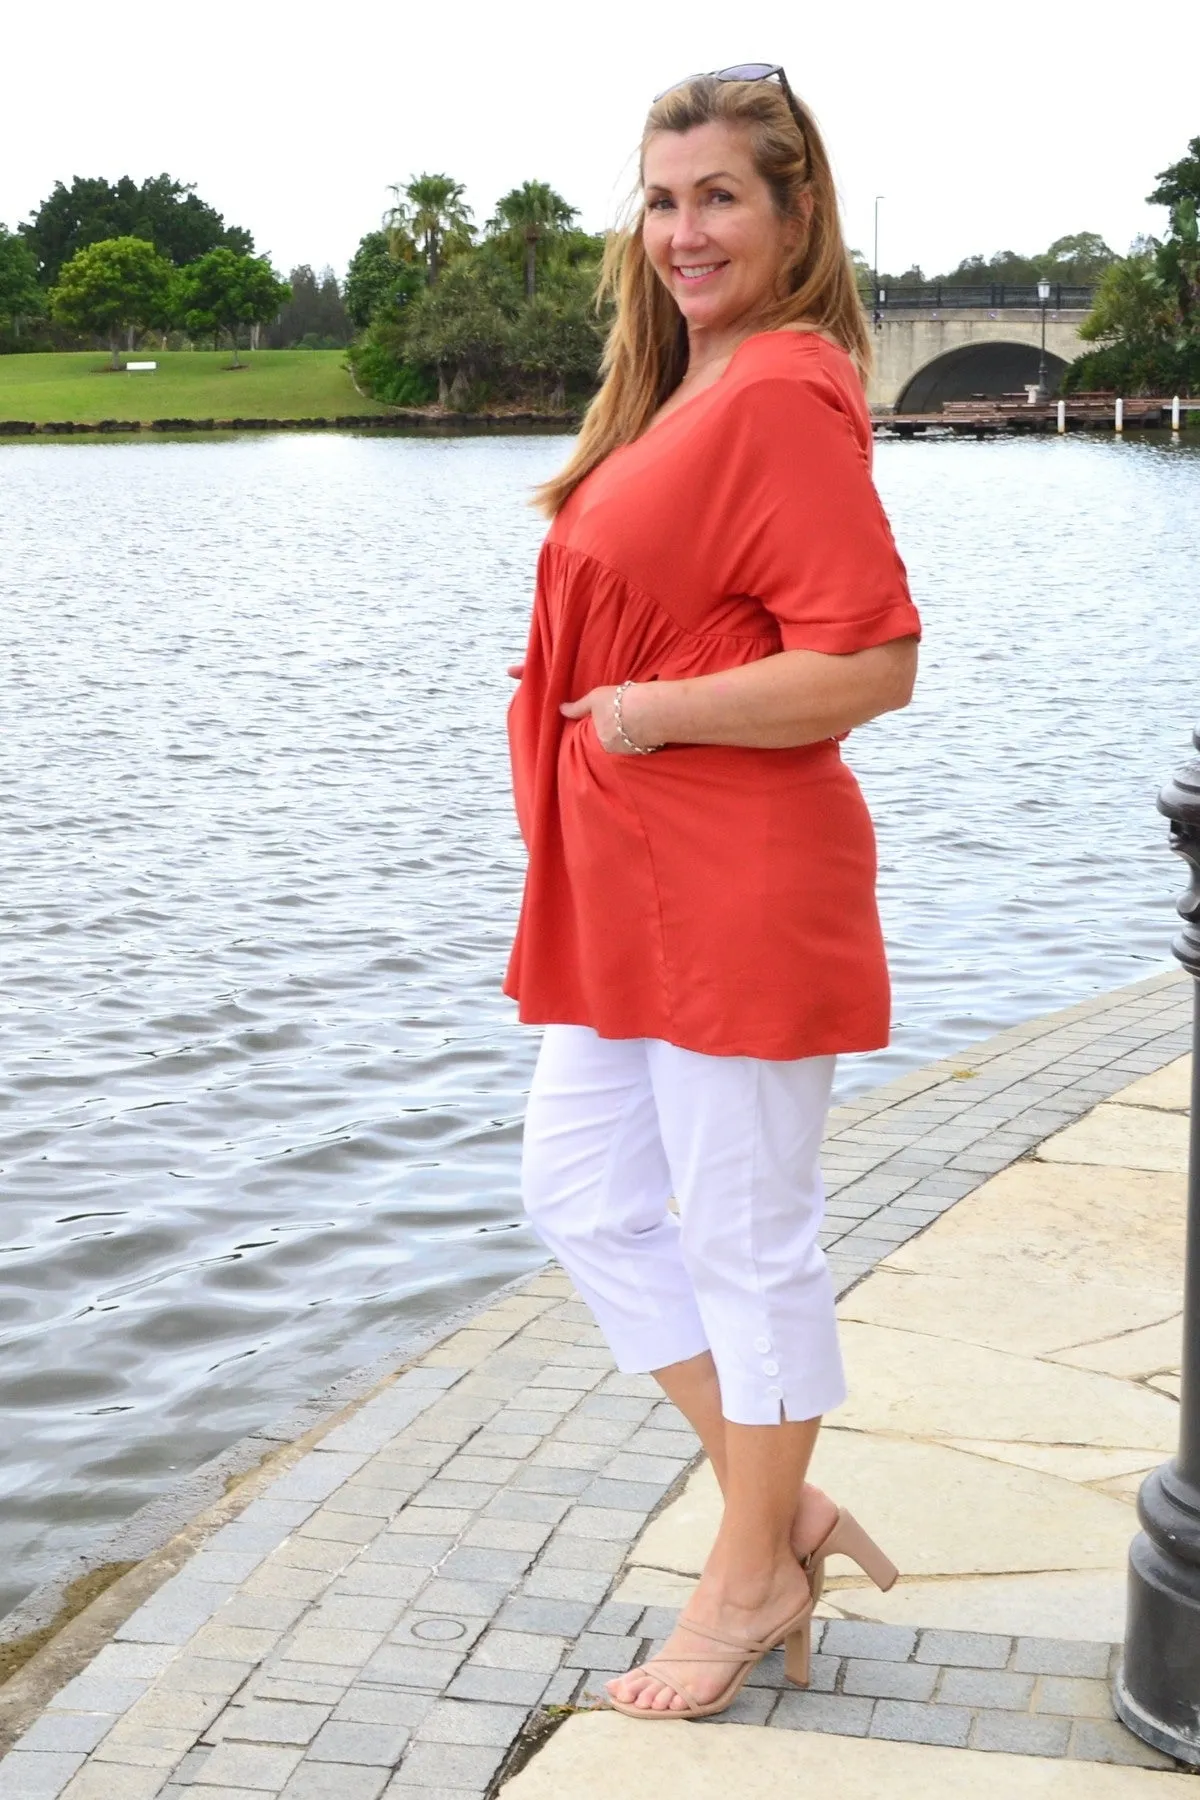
[3,0,1197,281]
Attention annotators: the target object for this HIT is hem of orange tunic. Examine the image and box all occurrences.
[502,992,888,1062]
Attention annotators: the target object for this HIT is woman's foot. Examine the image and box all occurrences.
[605,1554,811,1714]
[792,1481,838,1565]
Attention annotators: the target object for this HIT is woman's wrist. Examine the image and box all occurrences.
[618,680,668,752]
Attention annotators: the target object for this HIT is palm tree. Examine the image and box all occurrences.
[385,174,473,285]
[488,181,578,300]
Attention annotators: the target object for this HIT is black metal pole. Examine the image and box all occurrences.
[1038,301,1048,396]
[1115,728,1200,1765]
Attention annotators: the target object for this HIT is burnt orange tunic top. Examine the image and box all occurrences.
[503,329,921,1060]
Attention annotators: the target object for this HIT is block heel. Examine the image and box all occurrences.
[783,1613,812,1687]
[801,1507,898,1607]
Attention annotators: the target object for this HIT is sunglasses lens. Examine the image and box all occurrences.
[714,63,781,81]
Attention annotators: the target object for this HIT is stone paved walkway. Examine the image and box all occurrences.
[0,969,1191,1800]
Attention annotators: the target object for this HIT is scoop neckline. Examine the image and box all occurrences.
[636,327,826,444]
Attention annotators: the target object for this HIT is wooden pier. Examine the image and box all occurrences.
[874,392,1198,438]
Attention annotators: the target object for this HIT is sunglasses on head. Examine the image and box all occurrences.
[653,62,790,103]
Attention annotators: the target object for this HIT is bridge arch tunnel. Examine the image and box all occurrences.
[896,341,1071,413]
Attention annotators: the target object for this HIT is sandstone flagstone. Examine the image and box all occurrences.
[828,1571,1129,1642]
[835,1322,1178,1452]
[1036,1104,1189,1174]
[1107,1056,1190,1114]
[498,1713,1196,1797]
[1048,1315,1184,1379]
[941,1441,1160,1484]
[881,1162,1185,1289]
[839,1269,1180,1359]
[628,1432,1139,1583]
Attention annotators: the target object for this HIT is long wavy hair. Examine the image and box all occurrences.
[535,76,869,516]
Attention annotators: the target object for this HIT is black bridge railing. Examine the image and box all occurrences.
[866,284,1095,311]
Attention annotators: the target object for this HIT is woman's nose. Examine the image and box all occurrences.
[671,210,708,248]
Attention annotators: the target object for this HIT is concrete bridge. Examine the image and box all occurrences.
[866,293,1093,412]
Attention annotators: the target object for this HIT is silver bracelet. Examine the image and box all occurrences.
[613,680,661,754]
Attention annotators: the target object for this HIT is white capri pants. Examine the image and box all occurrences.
[520,1025,846,1426]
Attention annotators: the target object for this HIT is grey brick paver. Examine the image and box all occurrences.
[1036,1675,1115,1719]
[194,1740,306,1788]
[871,1699,972,1747]
[1013,1637,1111,1677]
[332,1691,432,1727]
[494,1596,594,1636]
[386,1740,506,1787]
[770,1692,876,1736]
[937,1667,1035,1710]
[16,1716,117,1756]
[1068,1720,1179,1768]
[0,1751,87,1799]
[916,1629,1011,1668]
[970,1712,1073,1755]
[843,1658,938,1701]
[417,1699,529,1746]
[519,1564,611,1604]
[214,1699,331,1743]
[280,1766,391,1800]
[820,1621,917,1661]
[306,1721,410,1764]
[444,1666,551,1705]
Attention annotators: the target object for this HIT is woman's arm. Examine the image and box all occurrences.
[560,637,918,754]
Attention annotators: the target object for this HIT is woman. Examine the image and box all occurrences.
[504,67,920,1721]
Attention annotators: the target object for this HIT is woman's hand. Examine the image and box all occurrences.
[560,685,660,755]
[507,662,525,679]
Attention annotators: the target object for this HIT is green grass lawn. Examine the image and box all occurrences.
[0,350,393,423]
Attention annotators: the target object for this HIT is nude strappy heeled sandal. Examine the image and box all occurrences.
[800,1508,898,1608]
[606,1593,816,1722]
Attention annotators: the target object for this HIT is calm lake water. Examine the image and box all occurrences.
[1,428,1197,1619]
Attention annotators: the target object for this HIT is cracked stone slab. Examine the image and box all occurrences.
[497,1712,1196,1796]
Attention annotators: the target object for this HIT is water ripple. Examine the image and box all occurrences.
[0,428,1196,1619]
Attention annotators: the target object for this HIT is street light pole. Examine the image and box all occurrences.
[1037,277,1050,398]
[873,196,885,329]
[1115,728,1200,1766]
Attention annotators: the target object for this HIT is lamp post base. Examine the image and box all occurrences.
[1115,1467,1200,1766]
[1114,1670,1200,1766]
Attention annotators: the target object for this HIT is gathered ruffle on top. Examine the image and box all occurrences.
[504,330,922,1060]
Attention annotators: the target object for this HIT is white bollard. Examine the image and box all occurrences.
[1115,397,1124,434]
[1057,400,1066,434]
[1173,395,1181,431]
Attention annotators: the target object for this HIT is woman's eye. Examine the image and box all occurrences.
[647,196,674,211]
[708,190,734,204]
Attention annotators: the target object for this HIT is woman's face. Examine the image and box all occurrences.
[641,121,798,335]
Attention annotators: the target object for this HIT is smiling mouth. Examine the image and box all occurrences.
[674,262,728,281]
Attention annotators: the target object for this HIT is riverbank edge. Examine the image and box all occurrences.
[0,413,581,437]
[0,1265,551,1734]
[0,967,1187,1765]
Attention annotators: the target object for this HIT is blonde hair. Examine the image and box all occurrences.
[535,76,869,516]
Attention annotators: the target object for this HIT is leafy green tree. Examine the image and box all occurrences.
[1077,252,1172,349]
[385,174,473,284]
[511,288,603,408]
[269,264,351,348]
[344,229,424,327]
[0,226,42,333]
[1157,198,1200,327]
[1041,232,1115,282]
[22,175,252,287]
[405,257,520,405]
[174,249,289,366]
[1148,138,1200,213]
[1067,188,1200,395]
[49,235,174,367]
[487,181,578,299]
